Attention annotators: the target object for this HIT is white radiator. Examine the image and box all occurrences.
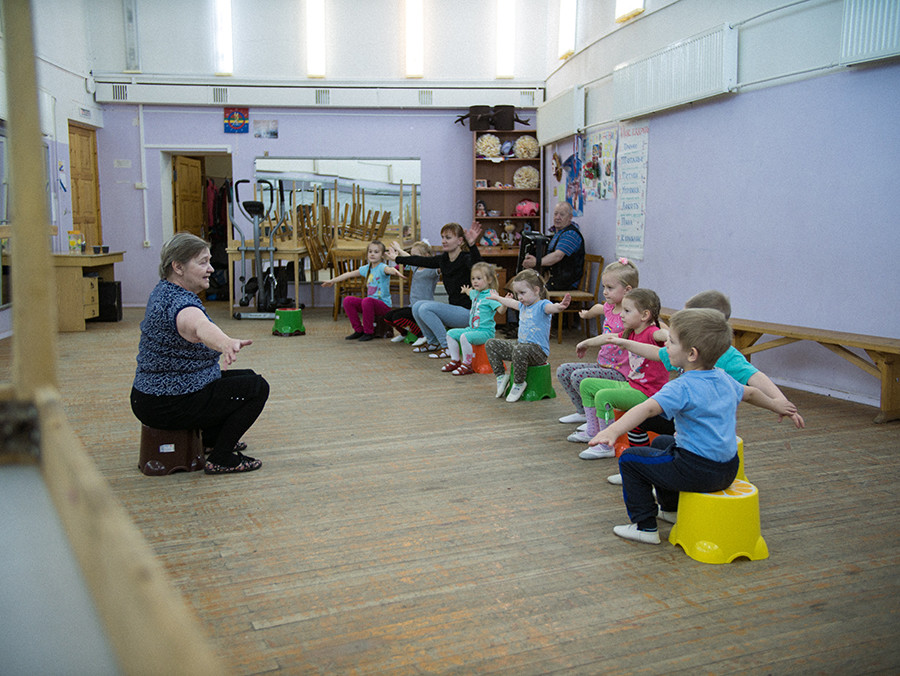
[841,0,900,65]
[612,24,738,121]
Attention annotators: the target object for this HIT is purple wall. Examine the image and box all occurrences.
[548,62,900,406]
[96,107,489,308]
[94,63,899,406]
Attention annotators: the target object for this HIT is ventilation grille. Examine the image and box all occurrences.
[841,0,900,65]
[315,88,331,105]
[112,84,128,101]
[519,90,537,107]
[418,89,433,105]
[211,86,228,103]
[613,24,738,120]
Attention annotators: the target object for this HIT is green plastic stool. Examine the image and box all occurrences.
[505,363,556,401]
[272,308,306,336]
[404,332,419,344]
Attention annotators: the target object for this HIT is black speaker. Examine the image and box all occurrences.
[93,280,122,322]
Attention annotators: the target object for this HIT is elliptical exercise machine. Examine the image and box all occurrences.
[232,179,278,320]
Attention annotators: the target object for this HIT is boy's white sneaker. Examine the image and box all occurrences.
[567,430,593,443]
[613,523,661,545]
[506,382,527,402]
[495,373,510,398]
[558,412,587,424]
[607,473,623,485]
[579,444,615,459]
[577,422,588,432]
[657,509,677,524]
[411,336,428,347]
[390,334,406,343]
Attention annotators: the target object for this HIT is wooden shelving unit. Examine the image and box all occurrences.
[472,129,542,245]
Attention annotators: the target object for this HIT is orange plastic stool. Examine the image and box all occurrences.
[471,343,493,374]
[612,409,659,457]
[138,425,204,476]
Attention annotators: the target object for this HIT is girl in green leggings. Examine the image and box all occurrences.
[573,289,669,460]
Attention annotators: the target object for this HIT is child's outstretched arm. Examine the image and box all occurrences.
[488,289,519,311]
[321,269,359,287]
[610,337,664,362]
[575,334,615,358]
[591,398,664,447]
[384,265,407,278]
[546,293,571,314]
[579,302,604,320]
[742,385,805,428]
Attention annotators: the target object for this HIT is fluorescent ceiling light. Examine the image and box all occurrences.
[496,0,515,78]
[615,0,645,23]
[215,0,233,75]
[406,0,424,78]
[558,0,576,60]
[306,0,326,77]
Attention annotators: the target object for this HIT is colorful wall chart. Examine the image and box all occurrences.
[584,126,617,201]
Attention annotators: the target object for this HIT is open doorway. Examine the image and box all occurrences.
[160,151,233,300]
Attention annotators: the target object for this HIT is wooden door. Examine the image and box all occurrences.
[173,155,203,237]
[68,123,102,247]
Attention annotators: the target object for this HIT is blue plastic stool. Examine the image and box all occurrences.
[505,363,556,401]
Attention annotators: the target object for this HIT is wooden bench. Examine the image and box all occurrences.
[660,309,900,424]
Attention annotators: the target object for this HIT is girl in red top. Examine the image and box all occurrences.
[573,288,669,460]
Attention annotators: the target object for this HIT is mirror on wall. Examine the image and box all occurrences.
[254,157,421,242]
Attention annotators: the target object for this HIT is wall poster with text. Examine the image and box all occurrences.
[615,122,649,260]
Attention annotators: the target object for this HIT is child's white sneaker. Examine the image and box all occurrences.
[495,373,510,398]
[579,444,615,459]
[607,473,623,485]
[613,523,660,545]
[390,334,406,343]
[411,336,428,347]
[558,412,587,424]
[506,382,527,402]
[657,509,677,524]
[576,422,588,432]
[567,430,593,443]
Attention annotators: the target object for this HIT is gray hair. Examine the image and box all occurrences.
[159,232,210,279]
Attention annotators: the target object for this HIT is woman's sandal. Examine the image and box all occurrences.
[204,452,262,475]
[451,363,475,376]
[441,360,461,372]
[428,348,452,359]
[412,343,438,353]
[204,440,248,455]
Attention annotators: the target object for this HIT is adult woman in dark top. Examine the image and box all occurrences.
[388,221,482,359]
[130,233,269,474]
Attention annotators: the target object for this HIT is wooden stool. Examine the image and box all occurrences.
[668,479,768,564]
[505,363,556,401]
[138,426,205,476]
[471,343,493,374]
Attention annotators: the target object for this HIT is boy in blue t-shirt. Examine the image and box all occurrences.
[591,308,804,545]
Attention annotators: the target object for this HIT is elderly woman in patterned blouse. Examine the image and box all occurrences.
[130,233,268,474]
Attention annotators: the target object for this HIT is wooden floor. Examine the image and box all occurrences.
[7,303,900,673]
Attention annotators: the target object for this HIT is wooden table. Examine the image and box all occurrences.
[4,252,124,332]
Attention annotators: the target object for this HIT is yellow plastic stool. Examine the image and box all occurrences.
[505,363,556,401]
[735,436,747,481]
[668,479,768,564]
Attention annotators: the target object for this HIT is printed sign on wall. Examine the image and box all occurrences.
[615,122,649,260]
